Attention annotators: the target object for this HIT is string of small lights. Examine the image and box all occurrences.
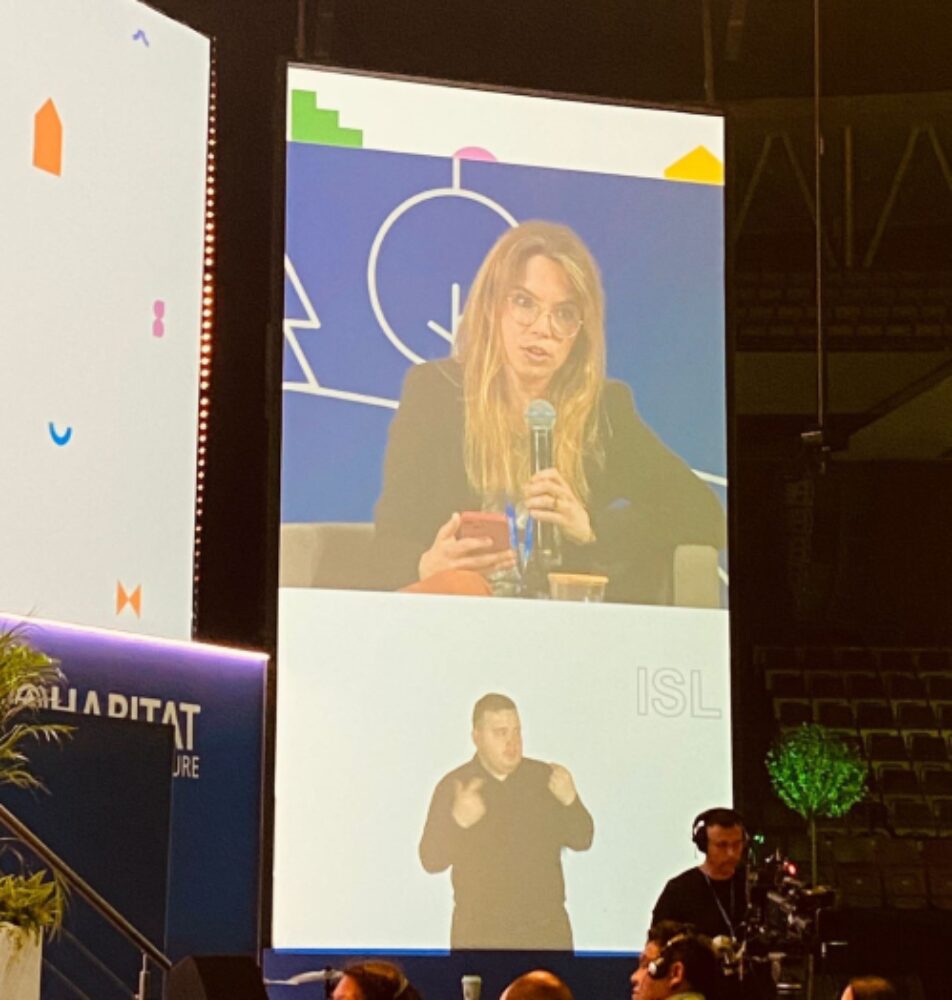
[192,43,217,632]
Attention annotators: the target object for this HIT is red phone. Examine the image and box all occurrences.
[457,511,511,553]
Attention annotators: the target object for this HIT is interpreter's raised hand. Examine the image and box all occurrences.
[524,468,594,545]
[452,776,487,828]
[418,512,518,582]
[547,763,578,806]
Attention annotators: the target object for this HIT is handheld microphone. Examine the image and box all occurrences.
[525,399,559,562]
[526,398,556,473]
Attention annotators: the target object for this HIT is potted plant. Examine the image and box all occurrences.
[0,628,73,998]
[766,723,867,884]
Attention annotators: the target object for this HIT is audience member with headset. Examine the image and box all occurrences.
[651,808,749,942]
[631,921,722,1000]
[329,961,423,1000]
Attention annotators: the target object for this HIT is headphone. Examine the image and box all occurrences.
[691,807,747,852]
[648,933,689,980]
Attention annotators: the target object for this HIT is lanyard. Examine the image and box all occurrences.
[703,872,736,938]
[506,503,533,570]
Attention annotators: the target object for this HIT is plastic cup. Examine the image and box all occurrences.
[547,572,609,602]
[462,974,482,1000]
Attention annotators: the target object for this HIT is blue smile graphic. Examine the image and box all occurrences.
[48,422,73,446]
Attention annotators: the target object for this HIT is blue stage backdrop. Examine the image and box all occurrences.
[0,710,174,999]
[0,615,267,960]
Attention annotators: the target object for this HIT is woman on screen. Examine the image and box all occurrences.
[372,220,725,603]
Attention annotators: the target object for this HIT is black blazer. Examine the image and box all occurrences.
[372,359,725,603]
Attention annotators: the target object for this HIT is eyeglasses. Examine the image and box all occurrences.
[505,290,583,341]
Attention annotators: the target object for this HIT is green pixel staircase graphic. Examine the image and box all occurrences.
[291,90,363,147]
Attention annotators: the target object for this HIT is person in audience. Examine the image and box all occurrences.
[651,808,748,941]
[632,919,692,988]
[418,692,594,949]
[840,976,898,1000]
[331,961,423,1000]
[630,923,721,1000]
[499,970,574,1000]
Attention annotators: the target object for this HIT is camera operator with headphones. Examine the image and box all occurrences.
[651,808,749,943]
[631,921,722,1000]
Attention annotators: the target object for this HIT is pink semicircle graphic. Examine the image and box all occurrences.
[453,146,497,163]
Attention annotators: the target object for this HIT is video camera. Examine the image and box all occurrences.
[738,849,837,997]
[746,850,835,944]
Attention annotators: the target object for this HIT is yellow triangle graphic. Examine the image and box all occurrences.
[663,145,724,186]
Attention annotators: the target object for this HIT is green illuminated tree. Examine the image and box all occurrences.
[766,724,867,883]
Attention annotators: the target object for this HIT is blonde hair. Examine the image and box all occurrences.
[453,220,607,502]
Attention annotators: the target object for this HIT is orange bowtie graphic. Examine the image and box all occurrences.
[116,582,142,617]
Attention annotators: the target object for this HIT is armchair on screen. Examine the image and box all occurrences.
[280,522,722,607]
[279,522,378,591]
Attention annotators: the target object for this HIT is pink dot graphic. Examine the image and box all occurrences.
[152,299,165,338]
[453,146,498,163]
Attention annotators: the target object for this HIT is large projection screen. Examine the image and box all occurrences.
[0,0,210,640]
[274,66,730,954]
